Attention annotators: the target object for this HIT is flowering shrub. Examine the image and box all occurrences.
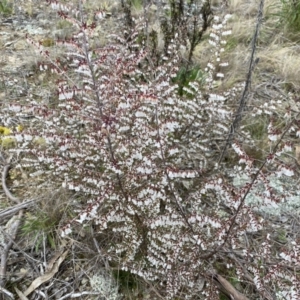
[3,0,300,299]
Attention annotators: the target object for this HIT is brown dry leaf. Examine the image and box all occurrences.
[22,250,68,297]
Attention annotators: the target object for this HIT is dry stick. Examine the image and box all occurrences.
[204,264,251,299]
[142,277,165,300]
[208,270,250,300]
[0,158,23,291]
[59,291,103,300]
[0,200,35,222]
[0,286,14,300]
[218,0,265,165]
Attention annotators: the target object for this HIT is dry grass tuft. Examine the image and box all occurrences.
[259,45,300,90]
[228,0,259,16]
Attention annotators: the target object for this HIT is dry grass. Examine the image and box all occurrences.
[193,0,300,91]
[259,45,300,89]
[228,0,259,16]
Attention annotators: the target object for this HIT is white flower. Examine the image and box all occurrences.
[222,30,232,36]
[232,143,244,155]
[283,143,292,152]
[268,133,279,141]
[281,167,294,177]
[61,225,72,237]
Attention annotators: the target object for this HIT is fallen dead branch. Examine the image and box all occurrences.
[0,199,36,223]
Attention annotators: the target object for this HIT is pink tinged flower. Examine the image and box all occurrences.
[61,224,72,237]
[277,166,294,177]
[96,10,106,19]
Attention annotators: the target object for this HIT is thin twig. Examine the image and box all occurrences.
[143,277,165,300]
[0,286,14,299]
[59,291,101,300]
[218,0,265,164]
[2,163,20,204]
